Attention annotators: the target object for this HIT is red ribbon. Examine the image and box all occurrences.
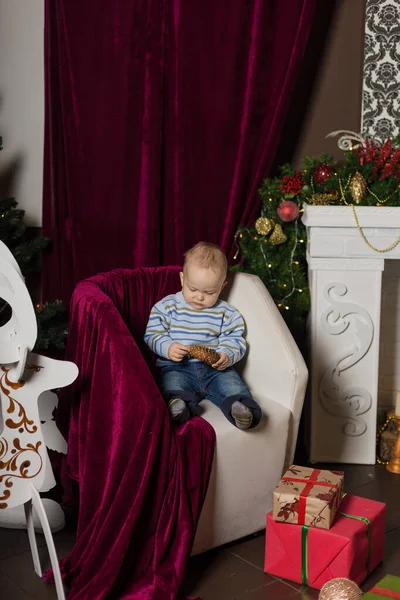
[369,588,400,599]
[282,469,339,525]
[282,477,338,488]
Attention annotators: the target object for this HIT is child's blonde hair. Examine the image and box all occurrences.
[183,241,227,279]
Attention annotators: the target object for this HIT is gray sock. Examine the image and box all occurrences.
[168,397,191,422]
[231,401,253,430]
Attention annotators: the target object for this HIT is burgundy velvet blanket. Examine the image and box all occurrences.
[54,267,216,599]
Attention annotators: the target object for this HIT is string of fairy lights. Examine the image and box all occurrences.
[234,208,306,312]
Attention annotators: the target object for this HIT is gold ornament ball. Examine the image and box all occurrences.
[269,223,287,245]
[349,172,367,204]
[255,217,273,236]
[319,578,362,600]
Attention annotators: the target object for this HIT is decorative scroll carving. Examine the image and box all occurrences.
[319,283,374,436]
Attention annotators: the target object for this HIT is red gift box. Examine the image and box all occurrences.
[265,494,385,589]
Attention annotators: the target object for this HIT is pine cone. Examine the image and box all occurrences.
[349,172,366,204]
[188,345,220,366]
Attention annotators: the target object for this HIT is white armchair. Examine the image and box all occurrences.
[192,272,308,554]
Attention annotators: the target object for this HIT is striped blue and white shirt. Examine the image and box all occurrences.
[144,291,246,366]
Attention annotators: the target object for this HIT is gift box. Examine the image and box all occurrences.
[265,494,385,589]
[273,465,344,529]
[364,575,400,599]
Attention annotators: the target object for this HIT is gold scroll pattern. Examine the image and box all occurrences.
[0,365,44,509]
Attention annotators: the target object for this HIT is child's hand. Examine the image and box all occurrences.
[168,342,189,362]
[212,352,230,370]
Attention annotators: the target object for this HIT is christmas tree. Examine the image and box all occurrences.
[0,136,68,353]
[234,138,400,349]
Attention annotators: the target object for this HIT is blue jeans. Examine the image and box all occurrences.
[157,360,262,428]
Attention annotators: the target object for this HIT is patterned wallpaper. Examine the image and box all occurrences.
[361,0,400,141]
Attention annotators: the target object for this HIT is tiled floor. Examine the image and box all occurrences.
[1,463,399,598]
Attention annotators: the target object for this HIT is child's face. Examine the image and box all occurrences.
[180,264,226,310]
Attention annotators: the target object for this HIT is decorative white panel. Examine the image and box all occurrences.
[361,0,400,141]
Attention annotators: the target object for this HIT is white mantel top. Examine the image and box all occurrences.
[302,203,400,261]
[302,203,400,228]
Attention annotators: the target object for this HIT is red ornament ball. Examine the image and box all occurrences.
[314,163,334,185]
[277,200,299,222]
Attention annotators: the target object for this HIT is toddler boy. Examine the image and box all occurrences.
[144,242,261,429]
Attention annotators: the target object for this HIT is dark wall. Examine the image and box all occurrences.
[275,0,366,170]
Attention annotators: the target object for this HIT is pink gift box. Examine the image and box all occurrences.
[265,494,385,589]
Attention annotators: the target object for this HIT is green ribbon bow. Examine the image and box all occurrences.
[301,511,371,586]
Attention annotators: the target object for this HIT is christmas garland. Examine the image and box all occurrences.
[233,137,400,345]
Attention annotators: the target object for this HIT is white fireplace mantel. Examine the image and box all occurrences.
[302,204,400,464]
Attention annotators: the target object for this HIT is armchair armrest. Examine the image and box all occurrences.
[225,273,308,464]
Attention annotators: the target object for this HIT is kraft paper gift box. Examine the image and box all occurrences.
[364,575,400,599]
[273,465,344,529]
[265,494,386,589]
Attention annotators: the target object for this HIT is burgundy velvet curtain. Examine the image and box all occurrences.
[42,0,316,303]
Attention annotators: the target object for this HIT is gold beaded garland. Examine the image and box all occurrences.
[351,205,400,253]
[337,174,400,253]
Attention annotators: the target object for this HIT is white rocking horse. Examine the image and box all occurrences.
[0,241,78,600]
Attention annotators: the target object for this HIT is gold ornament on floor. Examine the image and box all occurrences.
[255,217,273,236]
[309,191,339,206]
[319,578,362,600]
[376,409,396,465]
[386,413,400,474]
[349,172,367,204]
[188,345,220,366]
[269,223,287,245]
[380,427,397,462]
